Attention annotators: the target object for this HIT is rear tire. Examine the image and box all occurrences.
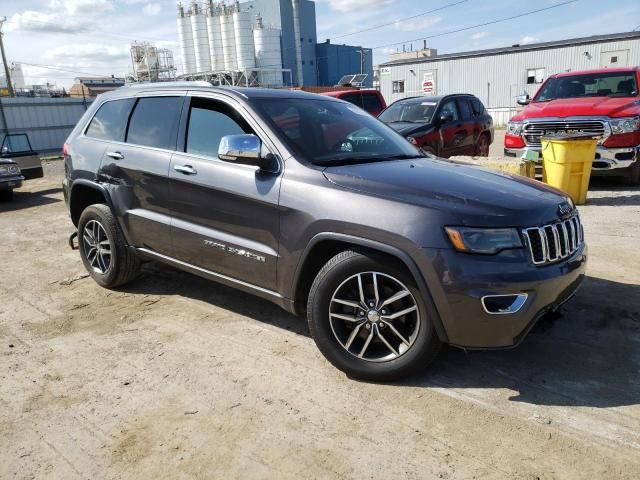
[0,189,13,202]
[78,204,140,288]
[620,161,640,186]
[307,250,441,381]
[475,133,490,157]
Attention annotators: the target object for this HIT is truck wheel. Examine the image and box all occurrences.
[0,189,13,202]
[620,161,640,186]
[78,204,140,288]
[307,250,441,381]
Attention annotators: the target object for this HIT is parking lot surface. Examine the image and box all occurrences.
[1,161,639,479]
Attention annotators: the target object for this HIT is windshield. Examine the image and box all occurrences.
[535,72,638,101]
[252,97,423,165]
[378,100,437,123]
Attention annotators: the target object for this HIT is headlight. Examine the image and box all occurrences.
[506,121,524,135]
[445,227,523,254]
[609,116,640,134]
[0,165,20,176]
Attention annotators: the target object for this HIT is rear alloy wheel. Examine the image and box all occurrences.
[475,134,490,157]
[307,250,441,381]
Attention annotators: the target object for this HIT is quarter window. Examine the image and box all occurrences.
[341,93,363,108]
[85,98,135,142]
[527,68,545,84]
[392,80,405,93]
[361,93,383,113]
[126,97,182,150]
[186,98,252,159]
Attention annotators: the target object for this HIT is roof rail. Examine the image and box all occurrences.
[123,81,212,89]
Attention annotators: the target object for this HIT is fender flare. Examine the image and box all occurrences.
[291,232,449,343]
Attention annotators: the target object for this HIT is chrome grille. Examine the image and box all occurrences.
[523,120,606,147]
[522,215,583,265]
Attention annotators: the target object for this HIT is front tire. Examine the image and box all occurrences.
[307,250,441,381]
[78,204,140,288]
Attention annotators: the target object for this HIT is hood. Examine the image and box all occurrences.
[386,121,433,138]
[323,158,570,227]
[511,96,640,121]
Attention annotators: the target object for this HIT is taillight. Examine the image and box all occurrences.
[63,143,69,157]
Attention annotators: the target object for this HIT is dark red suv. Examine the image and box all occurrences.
[322,89,387,116]
[379,94,494,157]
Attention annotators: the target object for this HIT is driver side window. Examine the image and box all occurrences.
[439,100,459,122]
[186,98,253,159]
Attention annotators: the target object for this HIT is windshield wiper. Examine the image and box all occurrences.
[315,153,424,166]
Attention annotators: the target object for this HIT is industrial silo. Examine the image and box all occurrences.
[190,1,211,72]
[177,3,196,74]
[233,4,255,70]
[253,16,283,86]
[219,5,237,70]
[206,1,223,71]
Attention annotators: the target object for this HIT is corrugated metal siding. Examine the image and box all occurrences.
[0,97,93,154]
[380,38,640,108]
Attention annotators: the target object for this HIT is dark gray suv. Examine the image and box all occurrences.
[63,83,587,381]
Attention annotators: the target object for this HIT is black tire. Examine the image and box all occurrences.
[620,161,640,186]
[0,189,13,202]
[307,250,441,381]
[78,204,140,288]
[475,133,490,157]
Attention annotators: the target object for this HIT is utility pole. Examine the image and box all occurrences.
[0,17,15,97]
[357,48,370,75]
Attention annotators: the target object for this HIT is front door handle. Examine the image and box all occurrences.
[174,165,198,175]
[106,151,124,160]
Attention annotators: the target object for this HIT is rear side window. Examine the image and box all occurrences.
[126,97,182,150]
[470,97,486,117]
[341,93,363,108]
[457,98,474,120]
[186,98,252,159]
[85,98,135,141]
[361,93,383,113]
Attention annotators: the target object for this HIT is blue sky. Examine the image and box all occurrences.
[3,0,640,87]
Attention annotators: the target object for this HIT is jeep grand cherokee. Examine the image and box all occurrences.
[63,83,587,381]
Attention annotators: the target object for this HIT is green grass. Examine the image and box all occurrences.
[40,155,63,162]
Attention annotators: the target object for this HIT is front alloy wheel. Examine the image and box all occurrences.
[307,250,441,381]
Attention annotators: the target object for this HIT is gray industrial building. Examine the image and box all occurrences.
[378,31,640,125]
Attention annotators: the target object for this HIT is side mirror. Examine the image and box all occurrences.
[439,112,454,123]
[218,134,278,172]
[517,93,530,106]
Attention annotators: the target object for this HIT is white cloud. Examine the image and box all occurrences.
[44,43,130,63]
[6,11,90,33]
[520,36,540,45]
[319,0,394,13]
[49,0,114,15]
[471,31,489,41]
[396,16,441,32]
[142,3,161,16]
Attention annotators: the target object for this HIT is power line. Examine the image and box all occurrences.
[371,0,579,50]
[321,0,469,40]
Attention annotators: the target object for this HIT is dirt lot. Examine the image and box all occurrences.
[1,160,639,479]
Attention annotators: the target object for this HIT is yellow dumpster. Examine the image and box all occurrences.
[541,134,597,205]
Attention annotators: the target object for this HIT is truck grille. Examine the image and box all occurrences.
[522,215,584,265]
[523,120,606,147]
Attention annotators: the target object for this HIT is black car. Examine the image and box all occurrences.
[63,83,586,381]
[0,159,23,201]
[379,94,494,157]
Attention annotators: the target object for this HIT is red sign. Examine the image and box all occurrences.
[422,80,434,94]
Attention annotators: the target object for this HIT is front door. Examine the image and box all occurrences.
[168,95,281,290]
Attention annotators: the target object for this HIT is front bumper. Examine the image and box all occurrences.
[0,175,24,191]
[504,145,639,174]
[420,244,587,348]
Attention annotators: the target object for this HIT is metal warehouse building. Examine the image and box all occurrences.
[378,31,640,125]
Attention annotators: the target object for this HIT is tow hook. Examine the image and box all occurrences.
[69,231,79,250]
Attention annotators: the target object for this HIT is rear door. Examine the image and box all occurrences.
[96,94,183,254]
[436,99,466,158]
[168,94,281,289]
[456,96,479,155]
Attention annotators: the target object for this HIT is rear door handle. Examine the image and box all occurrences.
[174,165,197,175]
[106,151,124,160]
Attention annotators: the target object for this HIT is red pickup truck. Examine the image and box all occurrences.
[504,67,640,185]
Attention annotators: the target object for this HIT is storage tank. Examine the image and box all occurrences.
[233,6,255,70]
[206,1,223,71]
[219,5,237,70]
[190,1,211,72]
[253,16,283,86]
[177,3,196,74]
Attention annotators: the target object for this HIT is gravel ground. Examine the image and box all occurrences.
[1,160,639,479]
